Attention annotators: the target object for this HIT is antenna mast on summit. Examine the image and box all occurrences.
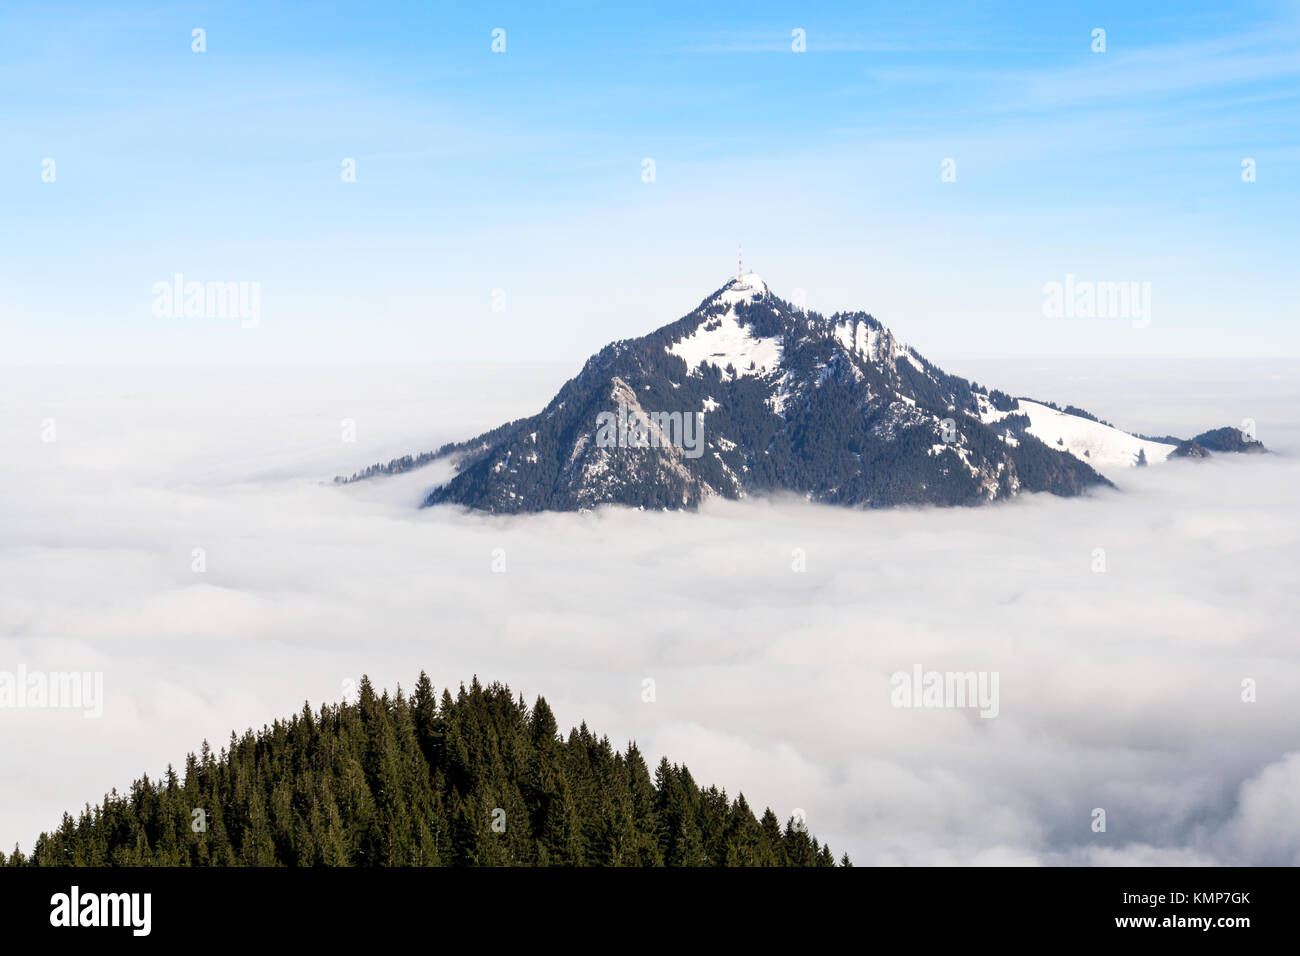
[738,243,743,281]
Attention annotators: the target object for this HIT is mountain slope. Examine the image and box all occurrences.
[979,398,1178,475]
[8,674,840,867]
[339,275,1262,513]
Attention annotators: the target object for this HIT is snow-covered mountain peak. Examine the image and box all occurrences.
[715,272,768,306]
[340,272,1263,514]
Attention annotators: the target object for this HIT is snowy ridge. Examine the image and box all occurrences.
[974,392,1175,474]
[1016,400,1177,475]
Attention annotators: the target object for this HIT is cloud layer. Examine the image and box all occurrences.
[2,362,1297,864]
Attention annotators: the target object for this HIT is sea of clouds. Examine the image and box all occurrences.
[2,360,1298,865]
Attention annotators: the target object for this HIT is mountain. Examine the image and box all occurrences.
[1171,426,1271,459]
[6,674,841,867]
[338,274,1265,512]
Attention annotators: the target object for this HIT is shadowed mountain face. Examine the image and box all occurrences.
[340,276,1261,513]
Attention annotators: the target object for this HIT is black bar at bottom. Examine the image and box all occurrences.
[0,865,1285,942]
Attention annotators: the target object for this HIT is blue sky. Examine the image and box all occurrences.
[1,0,1297,363]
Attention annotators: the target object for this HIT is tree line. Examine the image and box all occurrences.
[5,674,846,867]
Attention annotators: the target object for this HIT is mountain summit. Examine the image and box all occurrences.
[340,275,1263,512]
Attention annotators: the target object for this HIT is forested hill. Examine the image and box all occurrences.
[5,674,844,867]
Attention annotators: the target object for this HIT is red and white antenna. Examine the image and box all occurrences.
[738,243,743,281]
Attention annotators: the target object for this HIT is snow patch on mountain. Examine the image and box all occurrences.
[1018,399,1177,474]
[975,395,1012,425]
[833,318,882,363]
[667,285,784,380]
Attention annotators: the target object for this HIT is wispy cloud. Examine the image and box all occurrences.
[1017,30,1300,108]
